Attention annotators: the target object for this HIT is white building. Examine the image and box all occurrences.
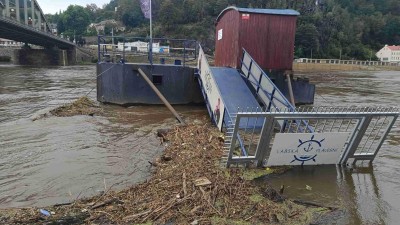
[87,20,126,34]
[117,41,169,53]
[0,38,23,47]
[376,45,400,62]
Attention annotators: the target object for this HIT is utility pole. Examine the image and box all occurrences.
[149,0,153,65]
[339,49,342,60]
[111,28,114,61]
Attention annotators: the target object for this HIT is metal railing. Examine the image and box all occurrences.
[239,48,312,132]
[0,16,72,46]
[241,49,294,111]
[97,35,198,66]
[222,106,399,167]
[295,58,400,67]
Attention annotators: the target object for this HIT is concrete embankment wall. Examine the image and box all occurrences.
[7,47,95,66]
[75,47,96,64]
[293,62,400,72]
[0,47,16,62]
[59,48,96,65]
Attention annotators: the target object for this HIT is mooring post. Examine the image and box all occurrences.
[286,73,296,106]
[137,68,186,125]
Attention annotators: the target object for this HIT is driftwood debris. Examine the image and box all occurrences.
[0,118,322,224]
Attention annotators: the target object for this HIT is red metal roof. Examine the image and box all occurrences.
[387,45,400,51]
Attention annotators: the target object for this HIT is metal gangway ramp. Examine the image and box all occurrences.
[197,45,296,158]
[197,45,399,168]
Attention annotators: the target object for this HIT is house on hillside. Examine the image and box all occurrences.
[376,45,400,62]
[87,19,126,35]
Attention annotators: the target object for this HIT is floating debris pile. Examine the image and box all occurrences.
[50,96,102,117]
[0,118,326,224]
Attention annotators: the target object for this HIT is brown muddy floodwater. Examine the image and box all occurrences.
[0,64,207,208]
[260,70,400,225]
[0,65,399,224]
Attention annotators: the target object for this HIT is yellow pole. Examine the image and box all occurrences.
[286,73,296,106]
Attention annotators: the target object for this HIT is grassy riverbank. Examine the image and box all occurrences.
[0,118,334,224]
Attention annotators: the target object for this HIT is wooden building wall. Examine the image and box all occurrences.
[214,10,240,69]
[215,9,298,71]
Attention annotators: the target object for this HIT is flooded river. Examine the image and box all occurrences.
[0,65,399,224]
[262,70,400,225]
[0,64,206,208]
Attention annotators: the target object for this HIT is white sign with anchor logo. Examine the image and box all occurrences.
[267,133,350,166]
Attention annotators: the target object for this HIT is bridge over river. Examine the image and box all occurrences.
[0,0,88,65]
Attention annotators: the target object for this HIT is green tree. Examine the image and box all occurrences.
[159,0,182,30]
[59,5,90,37]
[117,0,145,27]
[295,24,320,58]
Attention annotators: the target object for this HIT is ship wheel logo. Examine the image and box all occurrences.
[291,135,325,165]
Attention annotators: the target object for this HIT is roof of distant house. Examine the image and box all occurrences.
[387,45,400,51]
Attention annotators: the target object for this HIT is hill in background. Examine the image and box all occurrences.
[45,0,400,60]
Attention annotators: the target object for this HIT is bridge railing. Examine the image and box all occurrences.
[97,35,198,66]
[0,14,73,47]
[1,0,51,32]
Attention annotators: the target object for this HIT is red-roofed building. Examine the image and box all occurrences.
[376,45,400,62]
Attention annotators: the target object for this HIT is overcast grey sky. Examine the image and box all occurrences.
[38,0,111,14]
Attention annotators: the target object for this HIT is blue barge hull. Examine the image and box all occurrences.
[97,63,204,105]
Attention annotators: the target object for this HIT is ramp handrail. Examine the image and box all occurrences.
[240,48,312,133]
[240,49,294,111]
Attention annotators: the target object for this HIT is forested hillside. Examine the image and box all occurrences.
[46,0,400,60]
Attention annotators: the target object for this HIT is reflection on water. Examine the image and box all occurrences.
[0,64,207,208]
[260,166,390,225]
[262,70,400,225]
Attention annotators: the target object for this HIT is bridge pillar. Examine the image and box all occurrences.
[24,0,28,25]
[16,0,20,22]
[5,0,10,17]
[12,47,87,66]
[14,47,60,65]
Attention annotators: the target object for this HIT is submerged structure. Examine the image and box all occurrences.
[96,7,399,168]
